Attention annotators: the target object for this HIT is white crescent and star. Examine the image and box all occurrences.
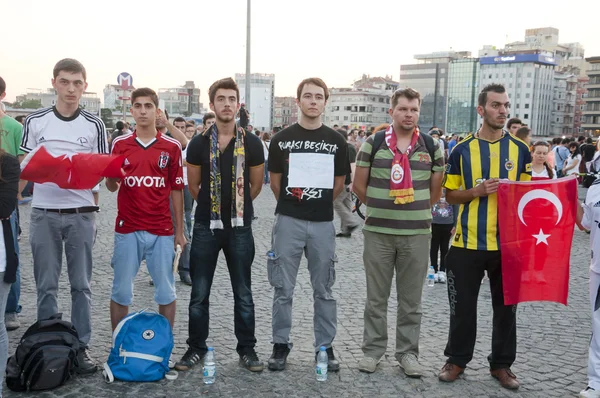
[517,189,563,246]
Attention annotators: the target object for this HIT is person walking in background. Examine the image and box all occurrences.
[261,132,271,185]
[430,188,457,283]
[239,103,249,129]
[334,128,360,238]
[553,138,570,177]
[563,142,582,181]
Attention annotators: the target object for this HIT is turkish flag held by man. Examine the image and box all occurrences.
[20,146,125,189]
[498,176,578,305]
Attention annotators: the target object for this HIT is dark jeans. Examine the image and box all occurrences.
[444,247,517,370]
[187,223,256,354]
[430,223,453,273]
[264,160,269,184]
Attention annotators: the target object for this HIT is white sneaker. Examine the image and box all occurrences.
[399,353,423,378]
[434,272,440,283]
[358,356,378,373]
[438,271,447,284]
[580,386,600,398]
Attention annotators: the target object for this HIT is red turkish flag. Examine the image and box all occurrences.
[20,146,125,189]
[497,176,578,305]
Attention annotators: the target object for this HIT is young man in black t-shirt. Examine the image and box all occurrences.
[176,78,265,373]
[267,77,348,372]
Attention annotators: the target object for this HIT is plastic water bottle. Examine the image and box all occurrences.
[203,347,216,385]
[316,346,328,382]
[427,266,435,287]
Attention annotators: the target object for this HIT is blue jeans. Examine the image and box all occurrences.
[183,185,194,233]
[264,160,270,184]
[6,210,20,314]
[187,223,256,353]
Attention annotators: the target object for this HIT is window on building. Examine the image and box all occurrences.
[526,83,531,88]
[344,106,351,111]
[344,116,348,121]
[525,93,530,99]
[525,104,529,109]
[524,114,529,119]
[516,104,520,109]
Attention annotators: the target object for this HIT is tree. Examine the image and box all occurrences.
[100,108,114,129]
[12,99,42,109]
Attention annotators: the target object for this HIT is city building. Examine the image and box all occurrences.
[273,96,298,128]
[158,81,202,116]
[582,57,600,136]
[446,58,480,134]
[103,84,134,110]
[478,54,557,137]
[323,75,399,130]
[236,73,275,132]
[15,88,101,114]
[399,51,472,132]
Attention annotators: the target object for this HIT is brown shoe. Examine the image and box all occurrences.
[438,363,464,382]
[490,368,520,390]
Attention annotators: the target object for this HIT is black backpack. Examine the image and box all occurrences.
[6,314,80,392]
[369,129,437,169]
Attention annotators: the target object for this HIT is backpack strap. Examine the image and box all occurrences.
[420,133,437,171]
[103,363,115,384]
[369,130,386,166]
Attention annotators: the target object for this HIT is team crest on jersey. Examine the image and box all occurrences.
[505,160,514,171]
[158,152,169,169]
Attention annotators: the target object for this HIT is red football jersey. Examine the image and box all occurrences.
[111,131,184,235]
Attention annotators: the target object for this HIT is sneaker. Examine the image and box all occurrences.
[5,313,20,331]
[358,356,378,373]
[75,348,98,374]
[438,271,447,284]
[175,348,205,371]
[580,386,600,398]
[398,353,423,378]
[239,348,264,372]
[434,272,440,283]
[268,343,290,371]
[315,347,340,372]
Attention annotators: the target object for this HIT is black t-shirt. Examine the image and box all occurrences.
[268,123,348,221]
[186,129,264,227]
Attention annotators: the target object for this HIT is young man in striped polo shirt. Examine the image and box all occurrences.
[353,88,445,377]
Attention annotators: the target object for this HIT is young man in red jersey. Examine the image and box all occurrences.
[106,87,186,330]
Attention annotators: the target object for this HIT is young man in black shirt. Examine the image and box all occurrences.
[267,77,348,371]
[176,78,265,373]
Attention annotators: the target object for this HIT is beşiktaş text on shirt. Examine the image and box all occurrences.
[268,123,348,222]
[20,107,108,209]
[582,181,600,273]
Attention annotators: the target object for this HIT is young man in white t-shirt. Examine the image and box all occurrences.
[20,59,108,374]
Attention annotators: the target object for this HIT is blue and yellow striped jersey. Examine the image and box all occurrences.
[443,132,532,251]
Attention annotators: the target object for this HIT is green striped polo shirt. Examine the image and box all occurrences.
[356,134,445,235]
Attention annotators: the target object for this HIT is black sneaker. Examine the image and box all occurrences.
[268,343,290,371]
[175,348,205,371]
[315,347,340,372]
[239,348,264,372]
[75,348,98,374]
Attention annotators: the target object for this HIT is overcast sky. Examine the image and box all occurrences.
[2,0,599,106]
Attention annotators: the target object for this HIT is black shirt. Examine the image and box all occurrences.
[186,129,264,228]
[582,144,596,162]
[268,123,348,222]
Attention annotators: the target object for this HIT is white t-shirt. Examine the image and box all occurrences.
[582,182,600,273]
[531,167,557,179]
[21,107,108,209]
[182,147,188,186]
[565,154,581,176]
[262,140,270,161]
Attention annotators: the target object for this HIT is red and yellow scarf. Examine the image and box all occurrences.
[384,125,420,204]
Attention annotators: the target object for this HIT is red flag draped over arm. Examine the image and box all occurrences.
[498,176,578,305]
[20,146,125,190]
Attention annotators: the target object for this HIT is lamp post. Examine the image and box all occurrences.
[245,0,251,111]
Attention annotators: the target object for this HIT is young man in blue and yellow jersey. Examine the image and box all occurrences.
[438,84,532,390]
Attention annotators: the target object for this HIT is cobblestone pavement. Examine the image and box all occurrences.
[3,186,593,397]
